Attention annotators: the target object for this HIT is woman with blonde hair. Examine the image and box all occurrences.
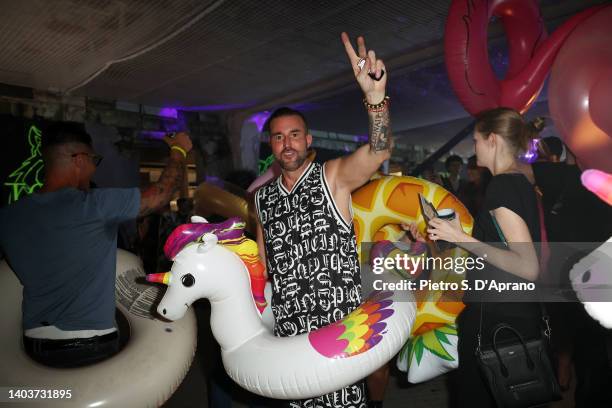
[424,107,547,406]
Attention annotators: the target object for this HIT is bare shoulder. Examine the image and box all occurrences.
[323,158,341,191]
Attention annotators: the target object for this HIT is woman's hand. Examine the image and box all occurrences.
[400,223,426,243]
[426,217,467,243]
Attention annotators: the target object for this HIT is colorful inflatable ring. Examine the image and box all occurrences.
[150,220,417,399]
[352,175,473,383]
[0,250,197,407]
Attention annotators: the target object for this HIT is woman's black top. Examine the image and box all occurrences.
[466,173,540,303]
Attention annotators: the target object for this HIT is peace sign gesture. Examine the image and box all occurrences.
[341,32,387,105]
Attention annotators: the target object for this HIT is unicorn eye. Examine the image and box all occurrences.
[181,274,195,287]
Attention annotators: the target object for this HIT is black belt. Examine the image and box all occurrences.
[24,331,118,352]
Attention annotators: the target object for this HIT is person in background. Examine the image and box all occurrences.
[420,164,443,185]
[0,122,192,368]
[537,136,566,163]
[440,154,465,195]
[520,135,612,406]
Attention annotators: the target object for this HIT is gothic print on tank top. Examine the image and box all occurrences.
[256,161,366,407]
[255,161,362,337]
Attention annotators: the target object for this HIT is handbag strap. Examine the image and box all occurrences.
[478,211,552,351]
[477,211,507,352]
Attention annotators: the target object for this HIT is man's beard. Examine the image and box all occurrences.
[278,148,308,171]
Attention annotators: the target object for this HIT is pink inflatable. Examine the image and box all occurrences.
[445,0,612,205]
[444,0,604,116]
[549,6,612,174]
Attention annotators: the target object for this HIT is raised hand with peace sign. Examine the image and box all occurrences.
[341,32,387,105]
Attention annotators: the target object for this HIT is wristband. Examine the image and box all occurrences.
[171,145,187,158]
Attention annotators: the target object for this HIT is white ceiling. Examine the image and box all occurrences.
[0,0,608,145]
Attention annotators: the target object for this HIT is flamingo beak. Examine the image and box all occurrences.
[146,272,172,285]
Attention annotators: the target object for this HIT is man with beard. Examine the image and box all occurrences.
[254,33,392,408]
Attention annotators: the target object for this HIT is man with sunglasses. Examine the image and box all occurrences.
[0,121,192,367]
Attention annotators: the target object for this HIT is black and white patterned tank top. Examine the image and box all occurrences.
[255,161,362,337]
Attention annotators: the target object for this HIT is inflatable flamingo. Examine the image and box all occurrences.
[444,0,604,116]
[548,6,612,175]
[148,218,417,399]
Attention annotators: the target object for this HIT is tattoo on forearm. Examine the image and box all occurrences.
[368,107,392,153]
[139,155,185,216]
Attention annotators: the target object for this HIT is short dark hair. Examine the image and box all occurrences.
[540,136,564,158]
[42,121,92,153]
[263,107,308,134]
[445,155,463,169]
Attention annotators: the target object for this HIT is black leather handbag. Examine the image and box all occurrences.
[477,211,562,407]
[476,314,562,408]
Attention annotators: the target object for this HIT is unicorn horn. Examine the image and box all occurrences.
[146,272,172,285]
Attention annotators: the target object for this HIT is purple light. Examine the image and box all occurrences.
[140,130,167,140]
[248,111,272,132]
[520,138,540,163]
[158,107,178,119]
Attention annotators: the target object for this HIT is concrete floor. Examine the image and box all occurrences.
[162,301,579,408]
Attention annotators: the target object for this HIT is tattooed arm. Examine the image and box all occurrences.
[139,132,193,217]
[325,33,392,194]
[368,102,393,153]
[326,103,393,193]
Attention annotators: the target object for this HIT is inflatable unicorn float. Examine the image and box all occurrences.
[147,216,417,399]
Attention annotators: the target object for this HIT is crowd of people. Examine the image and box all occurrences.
[0,31,610,408]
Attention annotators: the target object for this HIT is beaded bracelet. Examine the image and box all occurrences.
[363,96,390,112]
[171,145,188,158]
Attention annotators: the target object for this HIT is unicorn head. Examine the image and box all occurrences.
[148,231,252,321]
[148,217,267,323]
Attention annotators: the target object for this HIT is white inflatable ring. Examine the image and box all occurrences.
[0,249,197,407]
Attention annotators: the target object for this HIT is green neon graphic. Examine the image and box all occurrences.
[258,154,275,175]
[4,125,44,204]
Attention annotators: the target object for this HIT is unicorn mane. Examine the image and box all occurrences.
[163,217,267,312]
[163,217,246,259]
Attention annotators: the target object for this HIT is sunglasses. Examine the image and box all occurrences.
[72,152,103,167]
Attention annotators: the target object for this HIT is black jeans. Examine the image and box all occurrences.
[23,331,119,368]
